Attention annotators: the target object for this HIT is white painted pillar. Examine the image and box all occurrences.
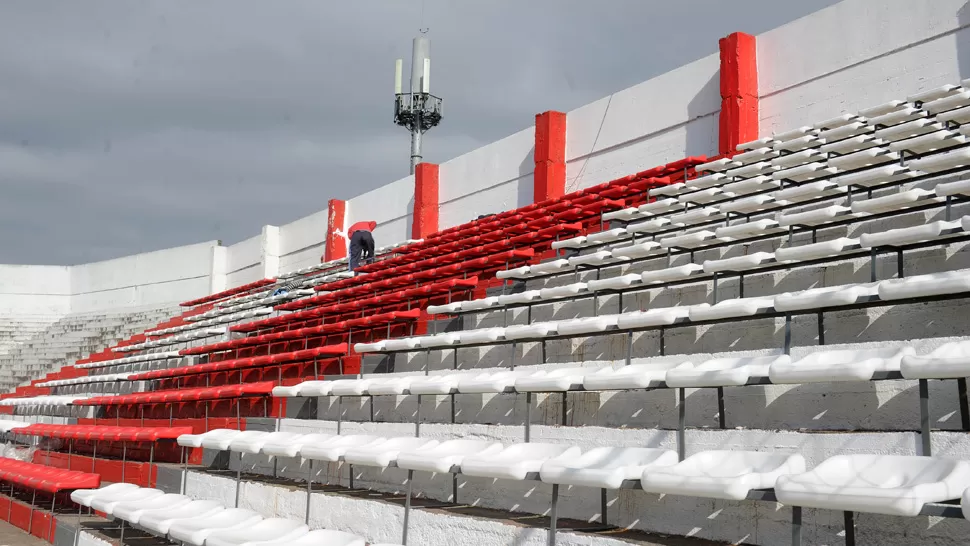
[210,245,228,295]
[261,225,281,279]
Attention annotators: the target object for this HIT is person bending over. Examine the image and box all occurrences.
[336,221,377,272]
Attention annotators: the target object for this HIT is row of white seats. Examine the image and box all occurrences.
[118,327,228,352]
[539,173,969,275]
[71,482,378,546]
[0,395,96,408]
[283,342,968,398]
[75,350,180,370]
[275,239,419,281]
[35,372,133,389]
[180,428,970,519]
[360,269,970,353]
[190,290,314,322]
[148,308,272,338]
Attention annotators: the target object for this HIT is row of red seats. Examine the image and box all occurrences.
[187,309,421,354]
[180,278,277,308]
[281,275,482,313]
[130,346,349,382]
[14,424,191,443]
[232,307,421,335]
[74,381,275,407]
[0,459,100,494]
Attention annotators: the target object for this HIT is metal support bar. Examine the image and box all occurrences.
[235,452,243,507]
[625,331,633,366]
[547,484,559,546]
[402,469,414,545]
[305,460,313,524]
[416,395,422,437]
[791,506,802,546]
[337,396,343,435]
[180,446,187,495]
[717,387,726,429]
[784,314,792,355]
[919,379,932,456]
[525,392,532,443]
[843,511,855,546]
[561,392,568,426]
[897,249,904,278]
[601,488,608,524]
[817,311,825,345]
[870,249,878,282]
[677,387,686,461]
[959,378,970,431]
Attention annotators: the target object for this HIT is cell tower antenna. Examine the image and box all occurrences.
[393,36,442,174]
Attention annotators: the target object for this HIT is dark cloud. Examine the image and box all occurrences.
[0,0,839,265]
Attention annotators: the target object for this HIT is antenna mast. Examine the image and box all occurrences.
[394,34,442,174]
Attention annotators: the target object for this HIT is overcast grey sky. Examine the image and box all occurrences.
[0,0,840,266]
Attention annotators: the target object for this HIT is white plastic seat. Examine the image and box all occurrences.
[832,165,920,188]
[689,297,774,321]
[514,366,598,392]
[937,179,970,197]
[771,149,822,169]
[850,188,938,214]
[229,431,286,455]
[407,374,461,395]
[687,172,728,189]
[773,135,820,152]
[496,266,531,280]
[112,493,191,524]
[703,252,774,274]
[659,231,717,249]
[774,181,842,203]
[539,282,588,300]
[908,84,963,103]
[937,104,970,124]
[775,455,970,516]
[770,347,915,384]
[167,508,264,546]
[874,119,944,142]
[90,488,164,515]
[778,205,854,227]
[775,237,861,263]
[889,130,967,154]
[638,198,680,215]
[530,259,571,275]
[586,228,629,245]
[878,269,970,300]
[908,147,970,172]
[820,134,883,155]
[773,282,879,312]
[540,447,678,489]
[901,340,970,379]
[384,338,422,352]
[649,183,686,197]
[273,381,324,397]
[497,290,541,305]
[733,146,779,164]
[722,175,779,195]
[827,148,897,170]
[568,251,621,268]
[426,302,462,315]
[679,188,731,205]
[342,437,439,467]
[696,158,738,173]
[602,207,643,222]
[582,359,687,391]
[587,273,642,291]
[299,435,385,462]
[459,328,507,345]
[551,236,586,250]
[611,241,662,260]
[556,316,619,336]
[262,433,331,459]
[715,219,781,240]
[726,161,777,179]
[867,107,926,127]
[461,443,582,480]
[200,518,308,546]
[257,530,366,546]
[720,194,779,215]
[772,162,838,182]
[665,355,789,388]
[300,381,335,397]
[457,370,530,393]
[627,219,671,235]
[462,296,501,312]
[862,220,962,248]
[504,322,558,340]
[641,450,806,501]
[419,332,461,349]
[818,121,873,142]
[396,439,505,473]
[71,483,140,507]
[859,99,907,118]
[137,500,224,535]
[615,306,691,329]
[737,137,776,151]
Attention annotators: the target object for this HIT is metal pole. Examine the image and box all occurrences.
[235,452,243,507]
[180,446,187,495]
[305,460,313,524]
[601,488,608,524]
[677,388,686,461]
[958,378,970,431]
[919,379,932,456]
[717,387,726,429]
[410,127,422,174]
[525,392,532,442]
[121,442,127,484]
[48,494,55,542]
[547,484,559,546]
[28,489,36,535]
[791,506,802,546]
[843,511,856,546]
[402,469,414,545]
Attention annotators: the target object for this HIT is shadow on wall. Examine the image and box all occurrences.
[959,2,970,79]
[517,145,535,210]
[406,194,415,240]
[686,70,720,161]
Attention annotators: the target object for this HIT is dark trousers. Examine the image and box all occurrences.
[349,230,375,271]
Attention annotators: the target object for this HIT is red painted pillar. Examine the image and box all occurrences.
[534,111,566,202]
[412,163,439,239]
[324,199,347,262]
[718,32,759,155]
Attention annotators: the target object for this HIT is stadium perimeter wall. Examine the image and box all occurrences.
[1,0,968,314]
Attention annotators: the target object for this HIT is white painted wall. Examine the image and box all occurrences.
[0,264,70,315]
